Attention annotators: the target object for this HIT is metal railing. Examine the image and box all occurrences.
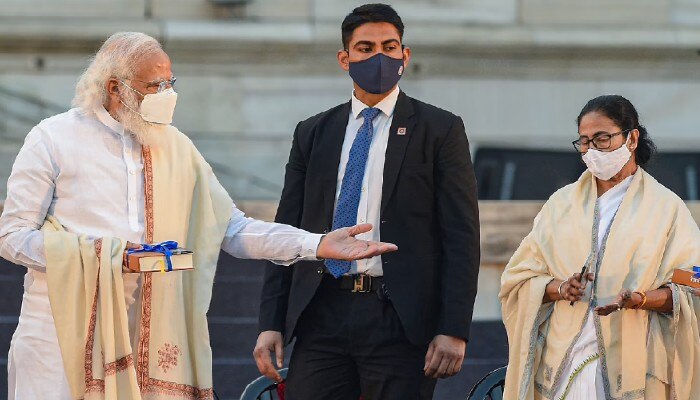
[0,84,67,140]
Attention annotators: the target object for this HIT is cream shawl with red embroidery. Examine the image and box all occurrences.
[44,126,233,400]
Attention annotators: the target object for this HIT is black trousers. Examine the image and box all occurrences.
[285,275,437,400]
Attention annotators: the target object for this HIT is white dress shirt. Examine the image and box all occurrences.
[335,86,399,276]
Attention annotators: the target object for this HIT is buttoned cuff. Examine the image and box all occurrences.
[300,233,324,261]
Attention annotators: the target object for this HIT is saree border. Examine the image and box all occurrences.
[591,204,646,400]
[527,203,601,399]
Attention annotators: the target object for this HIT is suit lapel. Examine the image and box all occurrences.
[381,91,416,213]
[319,102,351,229]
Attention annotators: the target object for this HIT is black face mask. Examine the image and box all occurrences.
[348,52,404,94]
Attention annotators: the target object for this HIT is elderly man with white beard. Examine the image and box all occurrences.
[0,32,397,400]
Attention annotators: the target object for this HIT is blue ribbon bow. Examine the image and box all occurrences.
[127,241,178,272]
[693,266,700,279]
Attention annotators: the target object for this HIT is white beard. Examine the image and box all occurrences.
[115,89,167,148]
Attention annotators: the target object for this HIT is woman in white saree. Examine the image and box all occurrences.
[500,95,700,400]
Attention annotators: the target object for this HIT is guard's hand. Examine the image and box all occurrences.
[317,224,398,261]
[253,331,284,382]
[562,272,594,303]
[424,335,466,379]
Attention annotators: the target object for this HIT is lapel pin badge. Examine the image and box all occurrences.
[397,127,407,135]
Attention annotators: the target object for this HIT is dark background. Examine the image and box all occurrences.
[0,253,508,400]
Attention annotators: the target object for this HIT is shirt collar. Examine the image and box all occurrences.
[94,106,126,136]
[351,86,400,120]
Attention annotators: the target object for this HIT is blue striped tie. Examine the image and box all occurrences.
[325,107,381,278]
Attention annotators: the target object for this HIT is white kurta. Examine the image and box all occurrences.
[0,107,322,400]
[553,174,634,400]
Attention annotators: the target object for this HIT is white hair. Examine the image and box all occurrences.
[72,32,164,111]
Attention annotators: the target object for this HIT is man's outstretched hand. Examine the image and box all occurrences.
[316,223,398,260]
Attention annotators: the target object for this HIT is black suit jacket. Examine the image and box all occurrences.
[258,91,480,345]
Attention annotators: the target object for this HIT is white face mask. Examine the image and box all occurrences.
[581,136,632,181]
[120,82,178,125]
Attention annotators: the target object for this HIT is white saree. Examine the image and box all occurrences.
[500,169,700,400]
[552,174,633,399]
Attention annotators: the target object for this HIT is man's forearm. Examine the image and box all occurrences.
[258,262,294,333]
[221,216,322,265]
[0,228,46,271]
[438,258,478,341]
[636,287,673,313]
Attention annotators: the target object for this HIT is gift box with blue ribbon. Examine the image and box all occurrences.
[126,241,194,273]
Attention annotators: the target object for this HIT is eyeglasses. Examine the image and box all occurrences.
[572,128,631,153]
[123,76,176,93]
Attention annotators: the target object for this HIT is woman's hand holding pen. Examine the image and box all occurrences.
[543,272,594,304]
[560,272,594,304]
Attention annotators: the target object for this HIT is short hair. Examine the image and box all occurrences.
[576,95,657,167]
[72,32,164,111]
[341,3,404,49]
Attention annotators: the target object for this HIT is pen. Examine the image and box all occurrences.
[570,264,588,306]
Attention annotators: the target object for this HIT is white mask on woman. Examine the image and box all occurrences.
[581,136,632,181]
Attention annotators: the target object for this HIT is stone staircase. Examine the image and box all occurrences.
[0,84,67,199]
[0,253,508,399]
